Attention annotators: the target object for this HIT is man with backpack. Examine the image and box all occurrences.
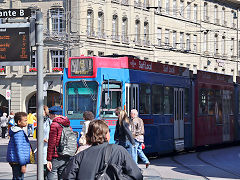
[47,106,77,180]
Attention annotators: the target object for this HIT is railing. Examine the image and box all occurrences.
[232,23,236,29]
[86,30,95,38]
[134,38,142,46]
[112,35,120,41]
[121,0,129,5]
[122,36,129,43]
[214,18,220,25]
[143,39,150,46]
[97,32,106,39]
[134,0,142,8]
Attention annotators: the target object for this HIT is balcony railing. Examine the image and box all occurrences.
[214,18,220,25]
[122,36,129,43]
[232,23,236,29]
[121,0,129,5]
[134,38,142,46]
[134,0,142,8]
[204,16,210,22]
[143,39,150,46]
[112,35,120,41]
[86,30,95,38]
[97,32,106,39]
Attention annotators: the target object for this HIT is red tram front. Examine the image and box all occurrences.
[194,71,234,146]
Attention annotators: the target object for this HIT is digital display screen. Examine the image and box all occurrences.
[71,58,93,76]
[0,27,30,62]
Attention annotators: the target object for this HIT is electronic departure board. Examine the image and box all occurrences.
[71,58,93,76]
[0,23,30,66]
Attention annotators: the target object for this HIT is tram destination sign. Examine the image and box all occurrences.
[70,58,93,76]
[0,9,31,18]
[0,23,30,66]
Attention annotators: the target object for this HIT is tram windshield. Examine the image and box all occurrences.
[66,81,98,119]
[100,82,122,118]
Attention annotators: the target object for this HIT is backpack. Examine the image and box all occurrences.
[95,144,131,180]
[57,123,78,157]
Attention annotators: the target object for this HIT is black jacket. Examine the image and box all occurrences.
[61,143,143,180]
[114,120,135,145]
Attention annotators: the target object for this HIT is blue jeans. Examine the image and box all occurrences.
[134,140,149,164]
[118,140,135,162]
[11,164,24,180]
[27,124,34,136]
[47,156,70,180]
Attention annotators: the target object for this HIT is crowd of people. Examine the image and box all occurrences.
[4,106,149,180]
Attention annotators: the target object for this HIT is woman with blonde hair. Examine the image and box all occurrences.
[114,109,135,161]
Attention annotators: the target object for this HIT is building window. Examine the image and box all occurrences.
[87,50,94,56]
[157,27,162,46]
[87,9,94,36]
[173,0,177,16]
[135,20,140,43]
[180,0,184,18]
[50,8,65,34]
[98,12,104,38]
[222,37,225,55]
[186,34,190,50]
[112,15,118,40]
[203,2,208,21]
[122,17,128,42]
[232,11,236,28]
[165,29,169,46]
[203,32,208,52]
[194,4,197,22]
[144,22,149,45]
[222,8,225,26]
[214,5,218,24]
[51,50,64,68]
[31,50,36,68]
[231,38,235,56]
[187,2,191,19]
[214,34,218,54]
[172,31,177,48]
[193,35,197,52]
[158,0,162,8]
[98,51,104,56]
[180,32,184,49]
[166,0,170,14]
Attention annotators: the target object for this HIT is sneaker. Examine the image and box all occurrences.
[146,162,150,168]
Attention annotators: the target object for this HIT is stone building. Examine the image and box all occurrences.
[0,0,239,114]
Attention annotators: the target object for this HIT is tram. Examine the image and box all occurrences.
[62,55,240,154]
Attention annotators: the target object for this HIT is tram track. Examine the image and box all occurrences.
[171,156,210,180]
[196,152,240,179]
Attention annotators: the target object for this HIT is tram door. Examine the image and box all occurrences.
[125,84,139,116]
[222,90,231,142]
[174,88,184,151]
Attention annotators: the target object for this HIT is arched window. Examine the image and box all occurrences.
[87,9,94,36]
[135,20,140,43]
[98,12,104,38]
[144,21,149,45]
[122,17,128,42]
[112,15,118,40]
[50,8,65,34]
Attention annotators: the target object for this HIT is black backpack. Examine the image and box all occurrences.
[57,123,78,157]
[95,144,132,180]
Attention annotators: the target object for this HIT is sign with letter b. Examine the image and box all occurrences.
[6,90,11,100]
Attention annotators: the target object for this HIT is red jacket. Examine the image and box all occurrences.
[47,116,70,161]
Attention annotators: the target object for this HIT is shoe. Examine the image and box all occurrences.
[146,162,150,168]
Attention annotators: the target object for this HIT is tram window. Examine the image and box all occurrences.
[164,87,174,114]
[100,82,122,118]
[152,85,163,114]
[215,90,223,124]
[66,81,98,119]
[199,89,208,114]
[184,88,189,114]
[208,90,215,115]
[139,84,151,114]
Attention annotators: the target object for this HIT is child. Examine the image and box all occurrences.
[7,112,31,180]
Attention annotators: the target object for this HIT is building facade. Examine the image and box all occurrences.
[0,0,239,114]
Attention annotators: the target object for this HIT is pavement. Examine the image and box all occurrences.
[2,136,240,180]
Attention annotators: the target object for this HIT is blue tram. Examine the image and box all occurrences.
[62,55,193,154]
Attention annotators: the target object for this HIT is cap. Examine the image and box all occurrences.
[49,106,62,115]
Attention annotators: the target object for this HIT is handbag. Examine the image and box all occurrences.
[95,144,131,180]
[30,145,35,164]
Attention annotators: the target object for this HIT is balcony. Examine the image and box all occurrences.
[134,38,142,46]
[204,16,210,22]
[143,39,150,47]
[214,52,221,58]
[134,0,142,8]
[122,36,129,44]
[112,35,120,42]
[232,23,236,29]
[214,18,220,25]
[223,20,227,27]
[111,0,120,3]
[121,0,129,5]
[97,32,106,39]
[86,30,96,38]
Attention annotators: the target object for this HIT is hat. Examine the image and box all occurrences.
[49,106,62,115]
